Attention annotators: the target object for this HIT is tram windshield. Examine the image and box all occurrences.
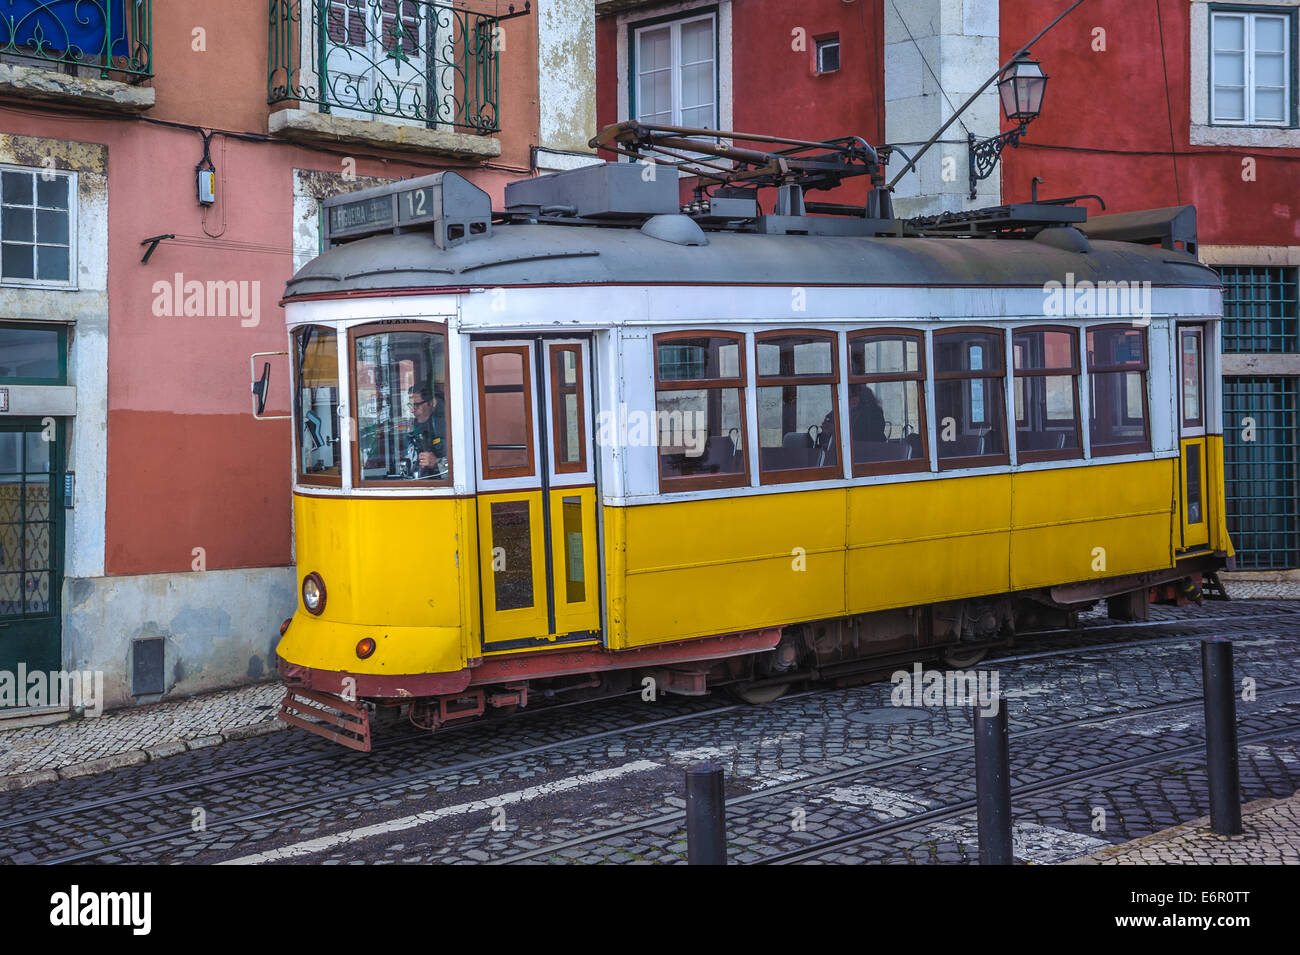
[353,326,450,484]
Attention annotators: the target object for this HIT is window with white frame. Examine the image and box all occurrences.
[1,166,75,286]
[816,36,840,74]
[1211,8,1293,126]
[633,13,717,128]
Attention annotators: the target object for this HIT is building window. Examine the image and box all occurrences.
[654,331,747,491]
[0,322,66,384]
[633,13,717,128]
[1211,9,1293,126]
[755,331,840,484]
[815,35,840,74]
[1087,325,1150,456]
[0,167,75,286]
[1218,265,1299,352]
[846,330,928,475]
[1013,326,1082,462]
[934,328,1009,470]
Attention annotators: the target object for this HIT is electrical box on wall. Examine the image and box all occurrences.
[197,169,216,205]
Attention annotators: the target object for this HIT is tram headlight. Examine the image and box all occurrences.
[302,572,326,615]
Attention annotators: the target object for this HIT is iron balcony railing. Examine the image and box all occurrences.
[269,0,530,135]
[0,0,151,81]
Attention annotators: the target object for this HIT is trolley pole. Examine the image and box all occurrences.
[974,693,1013,864]
[1201,637,1243,835]
[685,763,727,865]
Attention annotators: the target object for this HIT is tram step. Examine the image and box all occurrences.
[278,687,372,752]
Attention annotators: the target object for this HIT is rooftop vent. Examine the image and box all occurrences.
[505,162,678,220]
[322,171,492,250]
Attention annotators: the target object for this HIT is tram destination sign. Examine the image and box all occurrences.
[326,195,394,242]
[322,172,493,248]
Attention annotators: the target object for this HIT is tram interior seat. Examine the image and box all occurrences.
[700,434,741,473]
[853,438,916,464]
[1016,430,1068,452]
[943,433,987,458]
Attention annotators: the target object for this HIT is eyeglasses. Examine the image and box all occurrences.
[410,398,429,408]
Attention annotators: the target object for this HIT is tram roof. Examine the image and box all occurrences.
[283,219,1221,303]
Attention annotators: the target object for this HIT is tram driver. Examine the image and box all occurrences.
[406,386,447,479]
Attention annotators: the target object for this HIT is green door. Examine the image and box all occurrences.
[0,417,64,695]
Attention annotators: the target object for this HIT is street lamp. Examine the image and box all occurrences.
[969,54,1049,199]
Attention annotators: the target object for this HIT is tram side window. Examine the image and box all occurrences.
[847,331,928,475]
[353,325,451,484]
[653,332,748,491]
[934,329,1009,470]
[1087,325,1150,455]
[294,326,341,485]
[1013,327,1082,462]
[756,332,841,484]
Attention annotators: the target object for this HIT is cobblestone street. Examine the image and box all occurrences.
[1,600,1297,866]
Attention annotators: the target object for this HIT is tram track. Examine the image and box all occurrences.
[761,720,1300,864]
[0,688,676,833]
[488,682,1300,864]
[30,695,756,864]
[8,606,1259,837]
[10,605,1296,864]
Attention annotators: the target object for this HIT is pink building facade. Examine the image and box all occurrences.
[0,0,599,716]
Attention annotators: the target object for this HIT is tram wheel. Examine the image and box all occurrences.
[940,646,989,668]
[729,682,791,705]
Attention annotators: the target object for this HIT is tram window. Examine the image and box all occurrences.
[352,325,451,485]
[1180,327,1204,430]
[653,332,748,491]
[478,347,535,480]
[294,326,341,485]
[550,346,586,474]
[1087,325,1150,455]
[490,500,534,610]
[755,332,841,484]
[847,331,927,475]
[934,329,1009,469]
[1012,327,1081,462]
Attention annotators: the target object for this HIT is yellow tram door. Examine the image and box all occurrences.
[1177,324,1210,551]
[472,339,601,651]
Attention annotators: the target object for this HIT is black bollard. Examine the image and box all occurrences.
[685,763,726,865]
[1201,637,1243,835]
[974,693,1013,865]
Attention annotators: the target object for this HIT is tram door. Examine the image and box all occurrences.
[1177,324,1210,550]
[471,339,601,650]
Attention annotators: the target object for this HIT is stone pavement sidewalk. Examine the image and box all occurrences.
[1068,791,1300,864]
[0,681,287,792]
[1220,571,1300,601]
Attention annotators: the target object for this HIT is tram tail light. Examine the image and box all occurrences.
[356,638,376,659]
[279,617,292,636]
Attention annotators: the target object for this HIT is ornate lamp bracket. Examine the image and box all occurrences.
[968,122,1030,200]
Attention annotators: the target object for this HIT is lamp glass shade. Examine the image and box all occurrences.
[998,57,1048,122]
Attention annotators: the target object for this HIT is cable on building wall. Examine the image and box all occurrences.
[1155,0,1184,204]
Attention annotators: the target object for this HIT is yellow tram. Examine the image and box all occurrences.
[274,141,1230,750]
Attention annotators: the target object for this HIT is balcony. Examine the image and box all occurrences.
[0,0,153,112]
[268,0,530,160]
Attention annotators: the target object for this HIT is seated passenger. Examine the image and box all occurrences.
[406,386,447,478]
[850,384,886,443]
